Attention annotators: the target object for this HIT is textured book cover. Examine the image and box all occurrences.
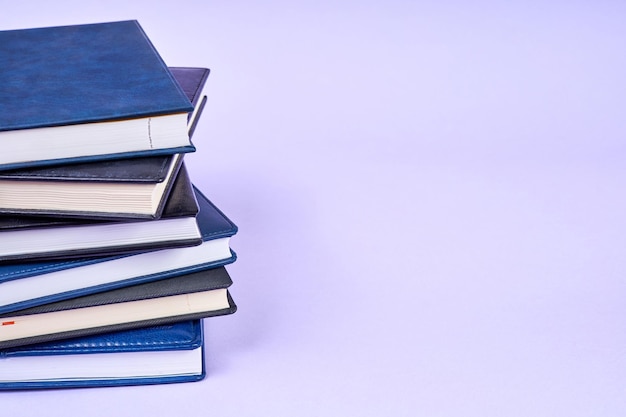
[0,21,196,169]
[0,21,192,130]
[0,67,209,182]
[0,320,207,389]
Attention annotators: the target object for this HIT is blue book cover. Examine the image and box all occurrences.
[0,187,238,314]
[0,20,192,130]
[0,320,207,389]
[0,21,196,169]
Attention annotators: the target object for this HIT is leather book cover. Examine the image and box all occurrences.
[0,21,197,170]
[0,21,192,131]
[170,67,210,139]
[0,154,178,183]
[0,320,207,389]
[0,67,209,184]
[0,163,198,231]
[0,67,210,220]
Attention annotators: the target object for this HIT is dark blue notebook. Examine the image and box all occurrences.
[0,320,207,389]
[0,21,195,170]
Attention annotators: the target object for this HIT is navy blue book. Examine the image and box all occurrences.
[0,186,237,314]
[0,320,207,389]
[0,20,195,170]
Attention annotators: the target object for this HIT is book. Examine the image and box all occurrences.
[0,186,237,314]
[0,67,210,220]
[0,267,237,349]
[0,320,207,389]
[170,67,211,139]
[0,164,201,262]
[0,20,195,170]
[0,154,185,220]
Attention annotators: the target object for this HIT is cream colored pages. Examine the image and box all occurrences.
[0,289,228,343]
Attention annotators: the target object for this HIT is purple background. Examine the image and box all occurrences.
[3,1,626,415]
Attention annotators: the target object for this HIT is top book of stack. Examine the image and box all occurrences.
[0,20,195,171]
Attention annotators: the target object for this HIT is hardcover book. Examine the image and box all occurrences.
[0,20,195,170]
[0,67,210,220]
[0,320,208,389]
[170,67,210,139]
[0,154,185,220]
[0,267,237,349]
[0,164,201,262]
[0,186,237,314]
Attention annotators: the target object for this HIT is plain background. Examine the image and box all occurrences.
[2,1,626,415]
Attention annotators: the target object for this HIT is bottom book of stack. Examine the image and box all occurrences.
[0,320,210,389]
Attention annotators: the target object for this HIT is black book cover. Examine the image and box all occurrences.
[0,164,201,262]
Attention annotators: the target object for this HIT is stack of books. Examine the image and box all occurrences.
[0,21,239,389]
